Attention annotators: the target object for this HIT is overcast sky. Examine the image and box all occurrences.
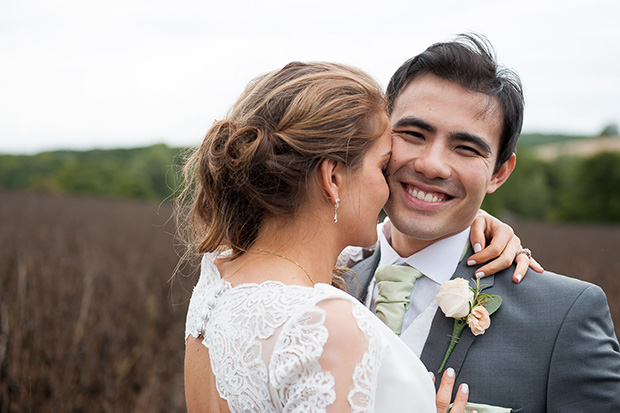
[1,0,618,154]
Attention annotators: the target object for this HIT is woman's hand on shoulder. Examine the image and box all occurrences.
[469,210,543,283]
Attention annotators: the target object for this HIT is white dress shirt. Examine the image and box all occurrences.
[366,218,471,356]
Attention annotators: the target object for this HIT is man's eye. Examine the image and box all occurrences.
[457,145,482,156]
[400,131,425,140]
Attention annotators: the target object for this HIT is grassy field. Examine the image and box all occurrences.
[506,217,620,328]
[1,192,618,411]
[0,192,192,412]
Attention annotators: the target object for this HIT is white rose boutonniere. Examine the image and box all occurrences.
[435,278,474,318]
[435,277,502,373]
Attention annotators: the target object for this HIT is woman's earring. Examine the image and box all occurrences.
[333,197,340,223]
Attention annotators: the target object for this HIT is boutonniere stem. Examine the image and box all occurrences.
[436,277,502,373]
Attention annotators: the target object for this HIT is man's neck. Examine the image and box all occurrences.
[380,220,471,283]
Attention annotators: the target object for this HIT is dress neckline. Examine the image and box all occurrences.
[202,252,330,291]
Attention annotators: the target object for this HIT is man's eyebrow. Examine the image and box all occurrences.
[451,132,492,155]
[391,116,436,134]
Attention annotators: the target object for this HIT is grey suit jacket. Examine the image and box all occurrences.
[346,246,620,412]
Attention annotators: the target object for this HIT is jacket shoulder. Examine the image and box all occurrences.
[344,247,381,302]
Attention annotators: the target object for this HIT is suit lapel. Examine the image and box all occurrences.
[345,247,381,303]
[420,246,496,382]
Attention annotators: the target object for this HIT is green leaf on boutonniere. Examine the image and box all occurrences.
[485,295,502,316]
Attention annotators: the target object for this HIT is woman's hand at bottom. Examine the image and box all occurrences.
[432,368,477,413]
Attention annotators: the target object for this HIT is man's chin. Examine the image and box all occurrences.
[387,213,460,242]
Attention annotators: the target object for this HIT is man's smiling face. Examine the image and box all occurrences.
[383,73,515,256]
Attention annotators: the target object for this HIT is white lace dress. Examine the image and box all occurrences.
[185,253,435,412]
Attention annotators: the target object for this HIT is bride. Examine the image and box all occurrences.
[179,61,527,412]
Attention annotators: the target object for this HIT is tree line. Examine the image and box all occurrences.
[0,144,184,201]
[1,136,619,222]
[482,147,620,222]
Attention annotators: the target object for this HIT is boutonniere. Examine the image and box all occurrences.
[435,277,502,373]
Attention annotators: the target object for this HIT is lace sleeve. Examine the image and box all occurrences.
[269,294,383,412]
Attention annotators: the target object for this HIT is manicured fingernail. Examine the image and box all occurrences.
[467,259,476,266]
[446,367,454,377]
[428,371,434,380]
[460,383,469,394]
[475,271,485,279]
[515,273,523,283]
[473,243,482,253]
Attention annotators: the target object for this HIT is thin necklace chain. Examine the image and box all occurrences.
[256,248,315,286]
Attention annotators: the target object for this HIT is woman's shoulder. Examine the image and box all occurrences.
[281,284,387,357]
[312,284,380,324]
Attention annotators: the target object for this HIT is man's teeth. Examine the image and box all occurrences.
[407,186,445,202]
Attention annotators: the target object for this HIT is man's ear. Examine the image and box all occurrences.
[318,158,342,202]
[487,153,516,194]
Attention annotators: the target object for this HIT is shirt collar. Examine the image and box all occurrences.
[378,217,471,285]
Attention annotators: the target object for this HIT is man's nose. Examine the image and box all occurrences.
[412,145,451,179]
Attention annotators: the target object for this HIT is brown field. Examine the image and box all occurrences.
[1,192,619,412]
[0,192,192,412]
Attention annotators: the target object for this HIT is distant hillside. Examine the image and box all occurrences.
[518,132,591,148]
[534,135,620,160]
[0,144,185,201]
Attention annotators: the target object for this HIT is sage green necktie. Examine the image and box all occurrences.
[374,264,423,336]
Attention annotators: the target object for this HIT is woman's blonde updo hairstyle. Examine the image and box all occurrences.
[178,61,386,259]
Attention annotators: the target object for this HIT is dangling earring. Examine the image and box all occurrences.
[333,197,340,223]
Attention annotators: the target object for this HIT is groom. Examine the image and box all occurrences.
[345,34,620,411]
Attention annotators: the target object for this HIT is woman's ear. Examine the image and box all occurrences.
[318,158,342,203]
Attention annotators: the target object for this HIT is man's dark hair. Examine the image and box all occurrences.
[386,33,524,173]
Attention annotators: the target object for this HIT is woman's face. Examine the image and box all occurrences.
[339,114,392,247]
